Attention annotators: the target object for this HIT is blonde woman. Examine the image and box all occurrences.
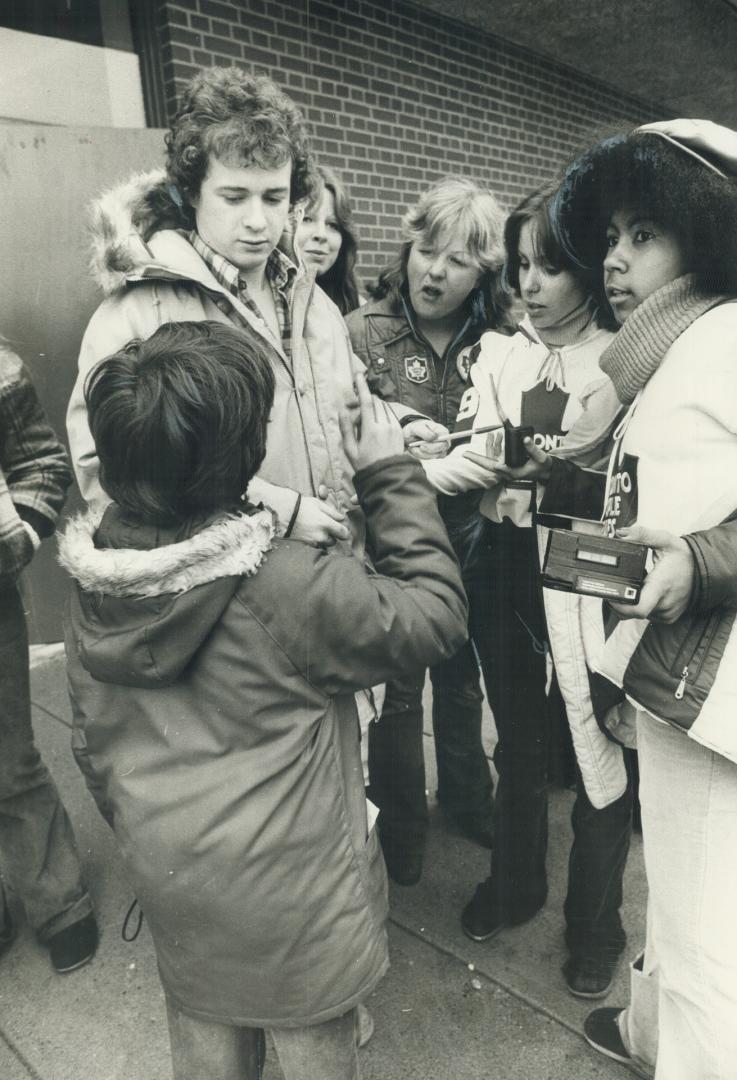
[346,177,511,884]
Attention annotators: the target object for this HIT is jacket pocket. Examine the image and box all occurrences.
[365,354,399,400]
[625,608,736,731]
[670,611,723,698]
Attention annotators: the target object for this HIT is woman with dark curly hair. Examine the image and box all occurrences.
[295,165,362,315]
[68,66,446,548]
[502,120,737,1080]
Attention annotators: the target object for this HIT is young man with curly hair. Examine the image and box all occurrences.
[68,66,446,547]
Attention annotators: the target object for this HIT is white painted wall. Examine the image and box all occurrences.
[0,28,145,127]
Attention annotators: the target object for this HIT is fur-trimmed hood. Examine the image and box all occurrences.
[88,170,301,296]
[88,169,178,295]
[60,504,274,688]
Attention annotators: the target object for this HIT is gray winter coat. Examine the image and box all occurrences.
[60,456,468,1027]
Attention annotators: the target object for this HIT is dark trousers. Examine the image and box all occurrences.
[368,638,490,858]
[368,512,493,860]
[0,582,91,940]
[472,520,631,958]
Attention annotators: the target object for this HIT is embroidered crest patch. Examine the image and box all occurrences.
[456,345,475,382]
[405,355,429,384]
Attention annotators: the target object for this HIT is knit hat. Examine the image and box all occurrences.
[636,119,737,180]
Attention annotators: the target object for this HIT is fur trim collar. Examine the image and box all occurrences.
[89,169,181,295]
[58,507,275,598]
[88,170,302,296]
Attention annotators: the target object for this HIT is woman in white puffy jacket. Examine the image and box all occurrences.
[423,186,631,1000]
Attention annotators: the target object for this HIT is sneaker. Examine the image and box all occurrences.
[583,1007,654,1079]
[563,952,620,999]
[356,1004,374,1049]
[48,912,98,974]
[461,881,542,943]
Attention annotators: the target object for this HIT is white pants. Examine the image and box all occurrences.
[620,711,737,1080]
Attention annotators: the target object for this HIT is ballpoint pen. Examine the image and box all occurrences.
[408,422,503,449]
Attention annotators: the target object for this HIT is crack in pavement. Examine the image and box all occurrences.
[0,1027,44,1080]
[390,916,585,1043]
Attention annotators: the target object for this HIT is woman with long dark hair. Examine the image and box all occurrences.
[425,185,631,1001]
[295,165,362,314]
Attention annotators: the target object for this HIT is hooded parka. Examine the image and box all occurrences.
[61,456,468,1027]
[68,171,411,533]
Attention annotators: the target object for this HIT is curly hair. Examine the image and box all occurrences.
[504,185,618,330]
[552,131,737,296]
[304,165,362,315]
[86,321,275,526]
[163,67,318,227]
[368,176,510,329]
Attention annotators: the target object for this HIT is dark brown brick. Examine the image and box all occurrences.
[311,94,343,112]
[203,35,241,57]
[163,6,190,27]
[199,0,239,20]
[161,42,194,64]
[241,12,276,34]
[154,0,652,280]
[241,44,276,66]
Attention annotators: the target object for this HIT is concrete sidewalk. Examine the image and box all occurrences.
[0,656,646,1079]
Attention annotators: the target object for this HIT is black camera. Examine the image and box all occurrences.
[541,529,649,604]
[504,420,535,468]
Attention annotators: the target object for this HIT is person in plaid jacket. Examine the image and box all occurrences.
[0,342,98,973]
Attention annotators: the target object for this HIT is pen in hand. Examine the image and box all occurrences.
[408,423,503,450]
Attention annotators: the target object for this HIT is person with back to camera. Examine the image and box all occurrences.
[345,177,512,885]
[294,164,363,315]
[67,66,446,547]
[499,119,737,1080]
[420,185,634,999]
[60,320,469,1080]
[0,341,98,974]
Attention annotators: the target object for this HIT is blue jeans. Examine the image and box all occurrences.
[0,582,91,941]
[166,999,360,1080]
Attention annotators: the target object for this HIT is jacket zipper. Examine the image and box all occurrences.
[675,666,689,700]
[672,611,722,700]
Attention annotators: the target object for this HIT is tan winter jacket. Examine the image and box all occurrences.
[68,171,382,535]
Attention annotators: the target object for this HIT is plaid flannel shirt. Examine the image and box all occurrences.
[188,232,298,361]
[0,347,72,579]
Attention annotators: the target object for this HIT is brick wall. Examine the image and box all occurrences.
[155,0,655,284]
